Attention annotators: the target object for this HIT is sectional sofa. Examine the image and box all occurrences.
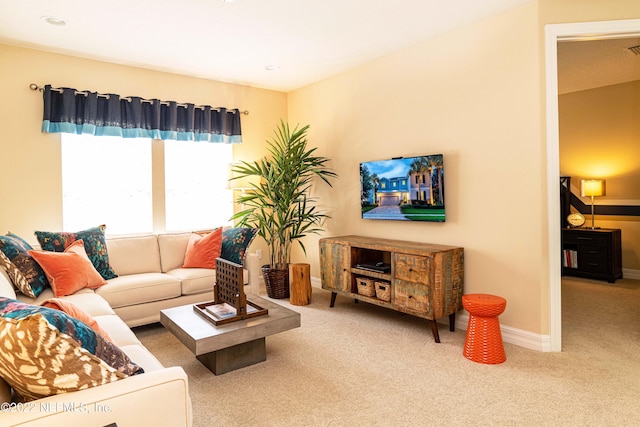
[0,228,259,426]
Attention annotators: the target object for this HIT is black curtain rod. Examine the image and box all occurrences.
[29,83,249,115]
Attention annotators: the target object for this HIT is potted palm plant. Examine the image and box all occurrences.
[230,120,337,298]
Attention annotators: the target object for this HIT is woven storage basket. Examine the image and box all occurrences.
[356,277,375,297]
[262,266,290,299]
[375,281,391,302]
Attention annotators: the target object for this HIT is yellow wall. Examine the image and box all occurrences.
[539,0,640,23]
[289,0,640,336]
[289,2,544,332]
[0,43,286,259]
[560,80,640,269]
[2,0,640,339]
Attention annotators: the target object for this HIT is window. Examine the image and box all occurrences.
[164,140,233,231]
[62,134,153,235]
[62,135,233,235]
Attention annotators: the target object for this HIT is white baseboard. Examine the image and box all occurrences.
[622,268,640,280]
[311,276,551,352]
[453,312,552,352]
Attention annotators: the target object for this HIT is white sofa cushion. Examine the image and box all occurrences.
[96,273,181,308]
[106,234,161,275]
[16,287,100,307]
[94,314,141,346]
[18,288,96,308]
[157,232,191,272]
[119,344,165,372]
[166,267,215,295]
[52,290,116,317]
[0,267,16,299]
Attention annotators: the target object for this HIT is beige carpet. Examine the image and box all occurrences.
[135,278,640,426]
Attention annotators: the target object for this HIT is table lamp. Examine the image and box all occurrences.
[580,179,605,229]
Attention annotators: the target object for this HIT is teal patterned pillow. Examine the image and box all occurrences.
[0,297,142,401]
[0,234,49,297]
[35,225,117,280]
[220,227,257,265]
[0,297,143,376]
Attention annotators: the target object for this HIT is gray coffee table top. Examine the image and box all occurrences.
[160,295,301,356]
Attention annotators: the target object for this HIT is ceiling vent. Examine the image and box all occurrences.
[627,45,640,56]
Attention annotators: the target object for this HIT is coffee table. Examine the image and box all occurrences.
[160,295,300,375]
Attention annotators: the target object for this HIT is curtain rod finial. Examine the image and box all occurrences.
[29,83,40,91]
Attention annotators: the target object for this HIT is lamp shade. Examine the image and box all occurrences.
[580,179,605,197]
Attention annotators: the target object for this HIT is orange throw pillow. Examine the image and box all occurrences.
[40,298,113,342]
[29,239,107,297]
[182,228,223,269]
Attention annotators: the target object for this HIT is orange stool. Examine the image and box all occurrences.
[462,294,506,364]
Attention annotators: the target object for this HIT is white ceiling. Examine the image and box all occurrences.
[1,1,638,93]
[0,0,532,92]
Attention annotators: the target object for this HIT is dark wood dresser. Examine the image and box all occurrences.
[561,228,622,283]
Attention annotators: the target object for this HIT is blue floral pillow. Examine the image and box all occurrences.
[0,234,49,298]
[35,225,117,280]
[220,227,258,265]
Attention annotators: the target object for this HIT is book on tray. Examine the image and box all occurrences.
[205,302,260,319]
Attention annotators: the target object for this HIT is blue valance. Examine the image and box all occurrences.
[40,85,243,143]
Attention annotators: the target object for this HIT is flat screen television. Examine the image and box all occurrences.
[360,154,445,222]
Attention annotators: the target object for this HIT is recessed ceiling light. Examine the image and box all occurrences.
[264,65,280,71]
[41,15,67,26]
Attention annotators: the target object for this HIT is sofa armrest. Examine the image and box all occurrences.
[245,253,261,294]
[1,367,192,427]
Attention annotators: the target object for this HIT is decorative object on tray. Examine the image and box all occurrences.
[194,257,267,326]
[230,120,337,299]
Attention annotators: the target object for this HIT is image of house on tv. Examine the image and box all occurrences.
[360,155,445,222]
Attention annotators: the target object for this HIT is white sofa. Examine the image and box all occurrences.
[0,230,260,426]
[96,232,259,327]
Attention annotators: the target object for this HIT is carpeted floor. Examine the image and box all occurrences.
[135,278,640,426]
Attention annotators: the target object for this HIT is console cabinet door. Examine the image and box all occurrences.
[319,241,350,292]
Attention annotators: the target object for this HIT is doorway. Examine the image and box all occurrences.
[545,19,640,352]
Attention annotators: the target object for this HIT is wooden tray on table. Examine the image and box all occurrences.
[194,257,267,326]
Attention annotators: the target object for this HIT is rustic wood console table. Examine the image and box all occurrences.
[319,235,464,343]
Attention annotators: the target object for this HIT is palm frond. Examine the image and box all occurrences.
[228,120,337,267]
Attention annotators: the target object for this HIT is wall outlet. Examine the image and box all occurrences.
[256,249,262,259]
